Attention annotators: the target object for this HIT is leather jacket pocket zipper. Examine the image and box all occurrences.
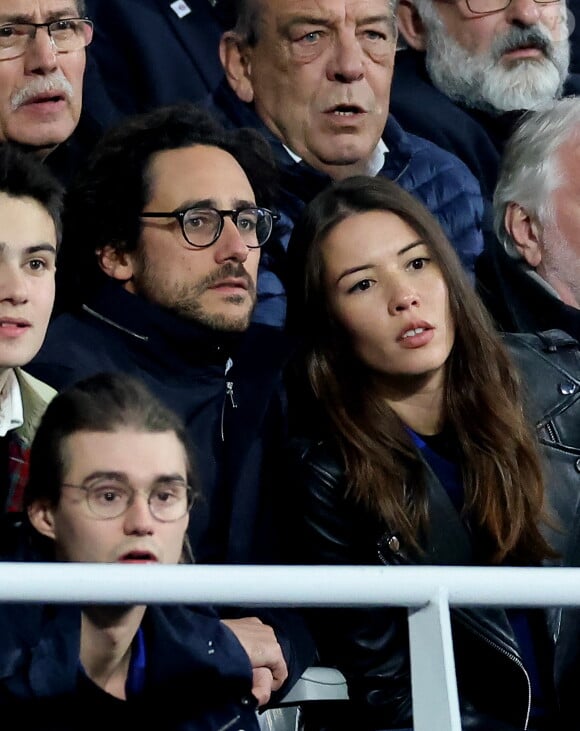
[464,621,532,729]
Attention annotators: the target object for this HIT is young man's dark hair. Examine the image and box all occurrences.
[23,372,200,562]
[0,141,63,529]
[57,102,277,310]
[0,142,64,243]
[25,371,200,510]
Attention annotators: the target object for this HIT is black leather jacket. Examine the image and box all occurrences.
[289,330,580,731]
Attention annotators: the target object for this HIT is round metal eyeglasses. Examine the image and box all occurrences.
[140,206,279,249]
[62,478,195,522]
[463,0,560,14]
[0,18,94,60]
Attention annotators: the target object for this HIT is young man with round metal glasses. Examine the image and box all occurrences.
[0,371,261,730]
[26,102,316,709]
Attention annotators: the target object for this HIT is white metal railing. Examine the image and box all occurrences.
[2,563,580,731]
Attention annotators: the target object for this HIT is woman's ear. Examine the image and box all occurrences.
[397,0,428,51]
[97,246,135,283]
[27,500,57,541]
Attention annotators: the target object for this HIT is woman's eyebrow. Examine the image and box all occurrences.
[397,239,425,256]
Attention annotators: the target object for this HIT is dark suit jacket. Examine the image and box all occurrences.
[0,602,260,731]
[83,0,226,126]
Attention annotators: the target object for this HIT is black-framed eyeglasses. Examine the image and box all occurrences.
[62,477,194,522]
[0,18,94,61]
[464,0,560,14]
[140,206,279,249]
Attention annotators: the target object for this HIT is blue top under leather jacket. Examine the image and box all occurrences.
[286,330,580,731]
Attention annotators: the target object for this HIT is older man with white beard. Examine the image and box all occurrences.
[390,0,579,202]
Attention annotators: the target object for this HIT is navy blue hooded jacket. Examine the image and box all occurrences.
[0,602,259,731]
[27,281,316,698]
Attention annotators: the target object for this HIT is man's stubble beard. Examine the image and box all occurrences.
[131,257,257,333]
[418,4,570,113]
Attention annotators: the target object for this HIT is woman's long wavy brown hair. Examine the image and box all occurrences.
[286,175,555,564]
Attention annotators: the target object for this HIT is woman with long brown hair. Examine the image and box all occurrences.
[285,174,580,731]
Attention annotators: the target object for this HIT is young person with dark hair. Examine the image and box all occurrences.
[285,174,580,731]
[0,372,260,731]
[0,141,63,514]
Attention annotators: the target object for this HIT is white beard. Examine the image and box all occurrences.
[418,2,570,113]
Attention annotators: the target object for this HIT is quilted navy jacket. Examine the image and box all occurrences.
[208,81,485,328]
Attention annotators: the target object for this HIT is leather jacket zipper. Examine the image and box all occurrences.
[544,421,557,443]
[220,358,237,442]
[216,695,257,731]
[376,550,530,728]
[468,622,531,729]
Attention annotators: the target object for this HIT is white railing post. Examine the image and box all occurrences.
[408,587,461,731]
[1,563,580,731]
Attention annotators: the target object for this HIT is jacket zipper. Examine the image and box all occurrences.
[544,421,557,443]
[376,551,530,727]
[466,621,531,729]
[82,304,149,341]
[220,358,237,442]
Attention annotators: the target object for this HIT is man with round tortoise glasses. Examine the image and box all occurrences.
[140,205,279,249]
[0,371,262,729]
[27,103,316,710]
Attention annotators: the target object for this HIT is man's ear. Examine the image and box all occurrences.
[219,32,255,104]
[98,245,135,282]
[504,203,543,268]
[27,500,57,541]
[397,0,428,50]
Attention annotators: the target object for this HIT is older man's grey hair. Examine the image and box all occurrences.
[233,0,398,45]
[493,97,580,257]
